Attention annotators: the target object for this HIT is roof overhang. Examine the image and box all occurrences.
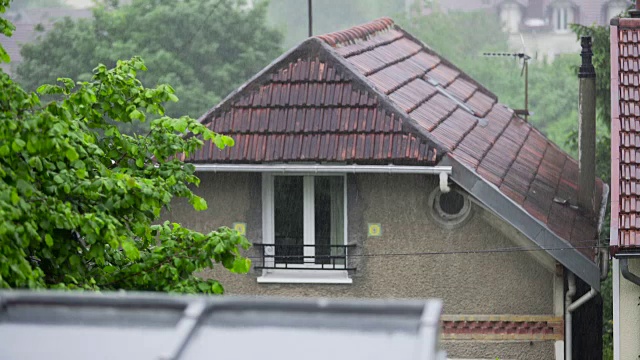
[441,156,601,291]
[192,163,451,175]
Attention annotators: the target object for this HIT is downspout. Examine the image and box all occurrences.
[439,171,450,193]
[620,258,640,286]
[565,272,598,360]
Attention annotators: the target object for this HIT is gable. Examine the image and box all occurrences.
[186,40,441,165]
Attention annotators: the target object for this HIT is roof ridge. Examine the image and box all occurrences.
[315,17,395,48]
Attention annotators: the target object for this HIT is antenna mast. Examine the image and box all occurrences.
[482,52,532,121]
[308,0,313,37]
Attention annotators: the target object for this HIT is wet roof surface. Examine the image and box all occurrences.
[611,18,640,250]
[193,18,603,261]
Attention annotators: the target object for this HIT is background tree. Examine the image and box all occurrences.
[1,0,251,292]
[16,0,283,123]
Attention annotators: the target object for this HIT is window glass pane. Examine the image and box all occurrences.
[314,176,344,266]
[274,176,303,264]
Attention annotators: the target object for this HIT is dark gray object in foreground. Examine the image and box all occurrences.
[0,290,445,360]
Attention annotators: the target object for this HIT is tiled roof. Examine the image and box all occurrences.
[611,17,640,251]
[441,315,564,340]
[193,18,603,263]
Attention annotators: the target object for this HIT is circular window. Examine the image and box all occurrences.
[428,187,472,228]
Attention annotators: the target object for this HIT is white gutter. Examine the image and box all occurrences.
[565,272,598,360]
[193,164,452,192]
[193,163,452,174]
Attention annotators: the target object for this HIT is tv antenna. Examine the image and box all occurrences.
[483,35,533,121]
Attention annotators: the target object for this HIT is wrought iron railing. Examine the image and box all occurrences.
[253,243,356,270]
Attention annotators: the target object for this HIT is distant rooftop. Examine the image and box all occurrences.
[0,7,92,75]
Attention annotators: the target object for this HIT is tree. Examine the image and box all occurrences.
[16,0,283,123]
[1,0,251,292]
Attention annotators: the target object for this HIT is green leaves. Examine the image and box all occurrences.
[121,240,140,260]
[190,196,207,211]
[11,138,24,152]
[44,234,53,247]
[231,257,251,274]
[0,56,249,294]
[65,148,79,162]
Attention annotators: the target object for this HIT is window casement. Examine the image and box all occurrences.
[552,4,573,32]
[257,173,352,284]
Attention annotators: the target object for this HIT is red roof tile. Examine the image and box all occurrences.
[195,18,604,261]
[612,18,640,251]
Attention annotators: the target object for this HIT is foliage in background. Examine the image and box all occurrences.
[16,0,282,125]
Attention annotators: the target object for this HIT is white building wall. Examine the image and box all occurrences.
[617,258,640,360]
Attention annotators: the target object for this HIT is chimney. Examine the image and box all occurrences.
[631,0,640,18]
[577,36,596,216]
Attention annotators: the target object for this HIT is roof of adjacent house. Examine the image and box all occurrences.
[611,16,640,253]
[191,18,605,289]
[0,290,444,360]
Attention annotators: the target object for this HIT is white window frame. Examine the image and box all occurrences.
[258,173,351,284]
[552,4,572,33]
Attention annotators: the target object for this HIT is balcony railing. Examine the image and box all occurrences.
[253,243,356,270]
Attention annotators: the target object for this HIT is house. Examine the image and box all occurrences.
[0,7,91,76]
[0,290,446,360]
[610,5,640,360]
[407,0,632,60]
[164,18,608,359]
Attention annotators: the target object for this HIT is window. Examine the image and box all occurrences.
[257,174,352,283]
[499,2,523,34]
[551,4,574,32]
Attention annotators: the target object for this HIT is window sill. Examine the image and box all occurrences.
[257,269,352,284]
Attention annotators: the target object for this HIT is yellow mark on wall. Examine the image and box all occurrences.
[232,222,246,236]
[368,223,382,237]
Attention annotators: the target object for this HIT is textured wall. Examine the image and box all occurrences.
[620,258,640,360]
[164,172,556,358]
[444,340,555,360]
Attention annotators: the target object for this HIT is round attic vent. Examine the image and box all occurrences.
[428,187,472,228]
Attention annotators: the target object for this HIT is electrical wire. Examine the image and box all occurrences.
[245,241,610,261]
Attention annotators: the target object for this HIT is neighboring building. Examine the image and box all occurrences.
[165,18,608,359]
[0,7,91,76]
[407,0,633,60]
[0,290,446,360]
[610,6,640,360]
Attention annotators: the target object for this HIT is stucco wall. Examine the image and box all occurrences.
[164,172,556,359]
[619,258,640,360]
[165,173,553,311]
[444,340,555,360]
